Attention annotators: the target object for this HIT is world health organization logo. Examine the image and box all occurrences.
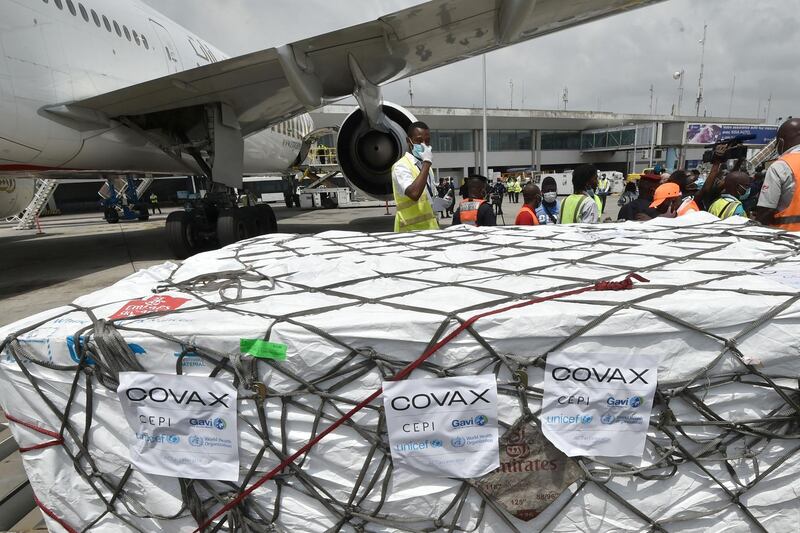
[451,437,466,448]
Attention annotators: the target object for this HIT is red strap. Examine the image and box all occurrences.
[4,412,64,453]
[34,494,79,533]
[192,273,647,531]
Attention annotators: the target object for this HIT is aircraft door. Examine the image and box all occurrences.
[149,20,183,74]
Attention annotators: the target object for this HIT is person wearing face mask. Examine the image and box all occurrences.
[536,176,560,224]
[391,121,439,232]
[756,118,800,229]
[708,171,751,219]
[514,184,542,225]
[559,164,601,224]
[667,170,700,216]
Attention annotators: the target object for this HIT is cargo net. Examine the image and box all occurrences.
[2,217,800,533]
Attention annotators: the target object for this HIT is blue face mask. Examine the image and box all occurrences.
[411,143,425,159]
[739,188,750,201]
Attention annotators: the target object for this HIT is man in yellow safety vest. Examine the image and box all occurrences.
[559,164,602,224]
[391,121,440,232]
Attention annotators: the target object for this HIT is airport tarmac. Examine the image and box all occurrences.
[0,197,623,328]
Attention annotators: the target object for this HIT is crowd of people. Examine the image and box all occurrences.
[391,119,800,234]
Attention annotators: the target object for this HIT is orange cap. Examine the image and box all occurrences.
[649,183,682,208]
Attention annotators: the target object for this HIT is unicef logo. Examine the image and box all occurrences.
[601,414,616,425]
[430,439,443,448]
[475,415,488,426]
[188,435,204,447]
[581,415,593,424]
[629,396,642,408]
[451,437,466,448]
[167,434,180,444]
[214,418,226,430]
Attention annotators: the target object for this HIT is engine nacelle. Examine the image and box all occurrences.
[0,178,35,218]
[336,102,416,200]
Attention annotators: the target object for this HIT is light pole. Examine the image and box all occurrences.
[482,55,488,178]
[695,23,707,116]
[672,70,684,115]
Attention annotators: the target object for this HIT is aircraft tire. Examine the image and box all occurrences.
[166,211,199,259]
[217,208,250,247]
[253,204,277,235]
[105,207,119,224]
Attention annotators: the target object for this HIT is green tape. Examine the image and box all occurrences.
[240,339,287,360]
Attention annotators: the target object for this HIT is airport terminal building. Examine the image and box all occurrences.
[49,105,775,212]
[311,105,775,178]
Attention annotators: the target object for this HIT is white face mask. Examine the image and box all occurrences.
[543,192,557,203]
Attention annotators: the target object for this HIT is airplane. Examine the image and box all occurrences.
[0,0,664,257]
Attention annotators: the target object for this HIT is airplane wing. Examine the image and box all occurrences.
[71,0,664,136]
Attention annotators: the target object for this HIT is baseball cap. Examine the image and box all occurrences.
[650,183,682,208]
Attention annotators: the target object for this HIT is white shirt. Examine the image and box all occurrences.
[577,192,600,223]
[757,144,800,212]
[392,153,435,204]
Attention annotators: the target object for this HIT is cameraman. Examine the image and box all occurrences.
[756,118,800,229]
[491,180,506,216]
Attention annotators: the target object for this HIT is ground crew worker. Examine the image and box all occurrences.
[559,164,601,224]
[650,183,683,217]
[514,184,541,225]
[756,118,800,229]
[391,121,439,232]
[506,178,515,202]
[708,171,751,219]
[668,170,700,216]
[536,176,560,224]
[149,192,161,214]
[453,176,496,227]
[511,178,522,203]
[618,173,662,221]
[596,173,611,213]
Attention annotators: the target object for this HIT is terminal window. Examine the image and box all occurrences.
[431,130,473,152]
[541,132,581,150]
[487,130,532,151]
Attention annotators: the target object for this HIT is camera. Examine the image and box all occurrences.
[702,134,755,165]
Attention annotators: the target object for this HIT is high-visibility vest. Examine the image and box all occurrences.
[709,197,742,219]
[391,154,439,232]
[512,181,522,193]
[514,204,539,225]
[598,177,610,194]
[677,197,699,216]
[773,153,800,231]
[457,198,485,226]
[559,193,601,224]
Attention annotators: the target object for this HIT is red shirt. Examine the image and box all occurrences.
[515,205,539,225]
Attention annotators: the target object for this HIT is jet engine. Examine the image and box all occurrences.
[336,102,416,200]
[0,178,35,219]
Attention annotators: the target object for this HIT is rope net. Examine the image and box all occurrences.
[1,214,799,532]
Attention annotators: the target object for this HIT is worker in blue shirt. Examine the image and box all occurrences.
[535,176,560,224]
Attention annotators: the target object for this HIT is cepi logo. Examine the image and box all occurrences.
[450,414,489,429]
[606,395,643,408]
[189,417,227,430]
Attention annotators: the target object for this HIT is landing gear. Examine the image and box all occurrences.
[217,205,277,248]
[165,191,278,259]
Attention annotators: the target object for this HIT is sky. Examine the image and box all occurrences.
[143,0,798,123]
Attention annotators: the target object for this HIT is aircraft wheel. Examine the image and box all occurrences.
[253,204,277,235]
[217,208,251,247]
[166,211,199,259]
[105,207,119,224]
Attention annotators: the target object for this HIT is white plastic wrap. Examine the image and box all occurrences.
[1,212,799,532]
